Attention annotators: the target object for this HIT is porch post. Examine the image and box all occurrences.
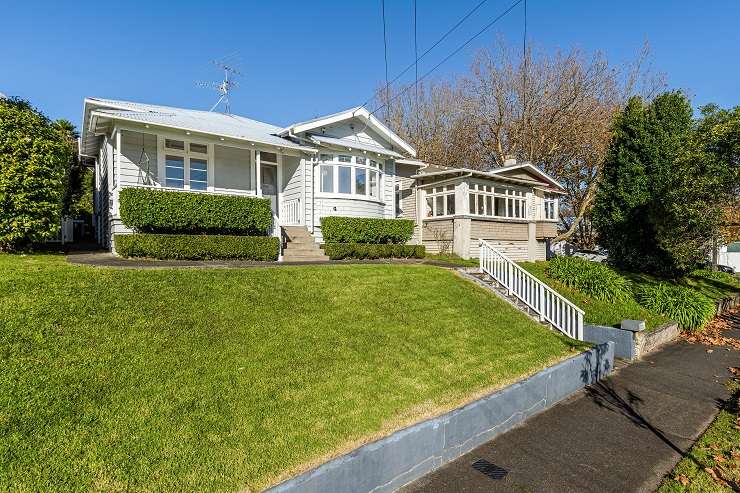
[255,150,262,197]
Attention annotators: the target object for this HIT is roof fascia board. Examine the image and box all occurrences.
[90,111,317,154]
[491,163,564,190]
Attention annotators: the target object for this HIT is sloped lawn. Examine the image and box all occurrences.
[0,255,585,492]
[520,261,740,331]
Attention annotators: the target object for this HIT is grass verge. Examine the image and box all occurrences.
[0,254,586,492]
[657,371,740,492]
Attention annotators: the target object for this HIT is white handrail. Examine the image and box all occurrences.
[479,239,584,340]
[280,198,301,226]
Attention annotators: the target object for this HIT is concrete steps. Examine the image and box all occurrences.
[282,226,329,262]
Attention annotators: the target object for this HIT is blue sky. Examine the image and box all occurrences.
[1,0,738,128]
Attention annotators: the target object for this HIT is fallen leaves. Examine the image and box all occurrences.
[682,306,740,350]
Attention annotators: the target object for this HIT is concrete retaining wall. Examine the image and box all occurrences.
[265,342,615,493]
[583,324,637,359]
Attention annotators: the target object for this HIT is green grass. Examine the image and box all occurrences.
[520,262,740,331]
[0,254,586,492]
[425,253,479,267]
[657,377,740,492]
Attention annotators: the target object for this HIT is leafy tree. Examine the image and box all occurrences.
[592,91,705,276]
[55,119,93,218]
[0,98,73,251]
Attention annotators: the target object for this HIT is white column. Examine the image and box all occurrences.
[255,150,262,197]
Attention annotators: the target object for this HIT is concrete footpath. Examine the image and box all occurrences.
[400,321,740,493]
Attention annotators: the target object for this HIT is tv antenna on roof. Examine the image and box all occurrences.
[197,56,242,113]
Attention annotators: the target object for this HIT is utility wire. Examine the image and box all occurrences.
[414,0,419,135]
[370,0,524,118]
[381,0,390,122]
[522,0,527,118]
[362,0,491,108]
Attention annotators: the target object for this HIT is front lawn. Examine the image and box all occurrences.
[0,255,584,492]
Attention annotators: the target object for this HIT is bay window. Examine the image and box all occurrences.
[316,154,385,200]
[469,183,528,219]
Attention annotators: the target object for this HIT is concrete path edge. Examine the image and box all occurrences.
[264,342,615,493]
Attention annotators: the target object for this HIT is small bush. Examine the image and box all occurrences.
[119,188,273,235]
[546,256,632,302]
[320,216,414,244]
[691,269,740,288]
[115,234,279,261]
[634,283,716,331]
[323,243,425,260]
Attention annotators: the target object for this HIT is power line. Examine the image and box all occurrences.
[362,0,491,108]
[370,0,525,118]
[414,0,419,135]
[381,0,390,121]
[522,0,528,118]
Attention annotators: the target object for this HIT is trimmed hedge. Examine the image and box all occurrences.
[119,188,272,235]
[320,216,414,244]
[634,283,716,331]
[115,234,279,261]
[546,256,633,302]
[323,243,425,260]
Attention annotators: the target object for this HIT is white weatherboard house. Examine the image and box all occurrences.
[80,98,564,261]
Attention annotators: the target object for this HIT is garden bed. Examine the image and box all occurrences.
[0,254,585,492]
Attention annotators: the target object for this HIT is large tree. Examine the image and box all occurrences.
[591,91,720,276]
[378,40,664,247]
[0,98,73,250]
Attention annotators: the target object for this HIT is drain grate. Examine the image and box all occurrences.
[471,458,508,480]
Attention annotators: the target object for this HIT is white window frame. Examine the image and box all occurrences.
[315,153,385,202]
[468,182,529,220]
[161,137,212,192]
[544,193,558,221]
[425,185,456,218]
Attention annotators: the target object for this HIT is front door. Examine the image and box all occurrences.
[260,164,278,215]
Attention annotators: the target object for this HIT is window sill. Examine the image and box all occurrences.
[315,193,385,205]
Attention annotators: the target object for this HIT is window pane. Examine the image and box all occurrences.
[190,179,207,191]
[355,168,366,195]
[338,166,351,194]
[370,159,378,168]
[261,151,278,163]
[320,165,334,192]
[435,195,444,216]
[477,194,485,215]
[446,185,454,191]
[469,194,476,215]
[495,197,505,216]
[189,143,207,154]
[485,195,493,216]
[356,156,366,165]
[320,154,333,162]
[508,198,513,217]
[165,155,184,189]
[190,158,207,171]
[338,155,351,163]
[369,170,378,198]
[165,139,184,150]
[426,196,434,217]
[446,193,455,215]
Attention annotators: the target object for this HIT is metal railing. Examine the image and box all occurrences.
[479,239,584,340]
[280,198,301,225]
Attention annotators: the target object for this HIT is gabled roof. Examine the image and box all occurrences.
[412,163,565,192]
[488,163,564,190]
[279,106,416,157]
[309,134,405,159]
[80,98,315,157]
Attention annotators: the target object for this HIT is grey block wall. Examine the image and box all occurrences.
[265,342,615,493]
[584,324,637,359]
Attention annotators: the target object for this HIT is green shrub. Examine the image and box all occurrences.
[320,216,414,244]
[119,188,272,235]
[115,234,279,261]
[546,256,632,302]
[323,243,425,260]
[634,283,716,331]
[0,98,74,250]
[691,269,740,288]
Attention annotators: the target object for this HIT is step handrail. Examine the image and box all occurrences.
[479,239,584,340]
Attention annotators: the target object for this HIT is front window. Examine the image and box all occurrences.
[468,183,528,219]
[426,185,456,217]
[316,154,384,201]
[163,139,210,191]
[189,158,208,191]
[165,155,185,188]
[544,194,558,220]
